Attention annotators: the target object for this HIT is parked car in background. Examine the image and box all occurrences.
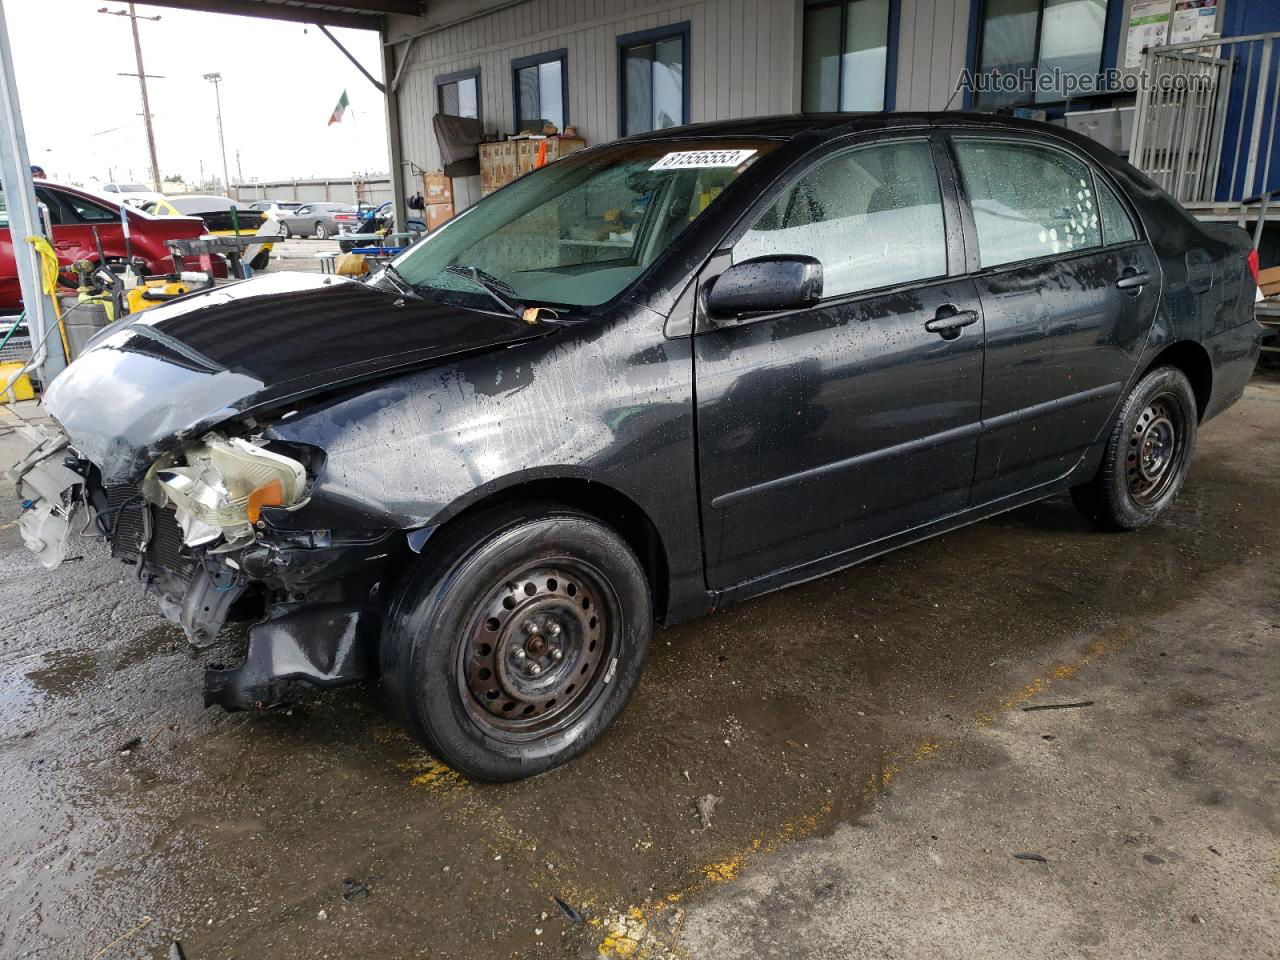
[275,201,356,239]
[101,182,165,208]
[0,180,207,310]
[14,114,1262,781]
[247,200,303,222]
[143,195,274,269]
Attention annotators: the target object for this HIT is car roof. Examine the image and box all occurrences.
[617,111,1091,145]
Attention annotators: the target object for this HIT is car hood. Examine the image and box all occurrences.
[45,271,557,483]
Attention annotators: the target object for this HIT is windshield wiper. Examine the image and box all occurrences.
[376,262,420,298]
[443,264,524,320]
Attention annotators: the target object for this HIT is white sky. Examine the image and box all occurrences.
[7,0,389,188]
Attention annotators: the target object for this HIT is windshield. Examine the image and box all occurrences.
[391,139,776,308]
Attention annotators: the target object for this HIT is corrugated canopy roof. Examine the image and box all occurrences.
[133,0,421,29]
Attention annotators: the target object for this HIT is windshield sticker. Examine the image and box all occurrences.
[649,149,758,171]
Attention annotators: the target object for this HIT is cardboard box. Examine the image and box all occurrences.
[479,137,587,195]
[422,171,453,204]
[426,201,454,231]
[1257,265,1280,298]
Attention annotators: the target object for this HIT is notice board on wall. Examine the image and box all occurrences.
[1125,0,1220,69]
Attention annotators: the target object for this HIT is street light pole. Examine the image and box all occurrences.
[99,4,163,193]
[203,72,231,193]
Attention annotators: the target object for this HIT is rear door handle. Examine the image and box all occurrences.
[1116,269,1153,290]
[925,305,979,338]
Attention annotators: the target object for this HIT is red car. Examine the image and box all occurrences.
[0,180,208,312]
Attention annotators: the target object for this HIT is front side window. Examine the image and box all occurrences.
[801,0,892,112]
[619,24,689,136]
[513,51,567,133]
[954,138,1102,267]
[975,0,1108,107]
[437,69,480,120]
[391,139,774,308]
[734,139,947,299]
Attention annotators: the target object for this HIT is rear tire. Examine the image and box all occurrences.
[382,501,652,781]
[279,221,292,239]
[1071,366,1198,530]
[314,221,329,240]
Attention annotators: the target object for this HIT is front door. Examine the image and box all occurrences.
[948,135,1163,503]
[694,136,984,591]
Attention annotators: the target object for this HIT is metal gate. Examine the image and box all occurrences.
[1130,32,1280,207]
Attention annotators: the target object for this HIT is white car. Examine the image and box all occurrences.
[100,182,166,208]
[246,200,304,222]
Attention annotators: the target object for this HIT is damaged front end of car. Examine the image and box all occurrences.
[15,420,396,711]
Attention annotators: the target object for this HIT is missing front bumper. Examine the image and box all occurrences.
[203,601,380,710]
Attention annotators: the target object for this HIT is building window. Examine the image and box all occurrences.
[512,50,568,133]
[801,0,892,112]
[974,0,1108,107]
[618,23,690,136]
[436,68,481,120]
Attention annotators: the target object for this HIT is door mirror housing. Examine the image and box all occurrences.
[706,255,823,317]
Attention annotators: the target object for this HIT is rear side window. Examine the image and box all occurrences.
[1097,177,1137,245]
[954,139,1101,268]
[65,194,120,223]
[734,139,947,298]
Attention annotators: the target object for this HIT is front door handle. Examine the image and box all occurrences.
[1116,268,1153,290]
[925,305,979,338]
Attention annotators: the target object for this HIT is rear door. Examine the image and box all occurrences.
[947,135,1161,503]
[694,134,985,590]
[41,187,126,269]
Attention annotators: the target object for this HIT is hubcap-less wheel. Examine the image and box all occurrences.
[1127,392,1184,505]
[459,563,615,738]
[315,221,328,239]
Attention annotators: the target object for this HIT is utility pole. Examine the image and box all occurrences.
[203,72,230,193]
[99,4,163,193]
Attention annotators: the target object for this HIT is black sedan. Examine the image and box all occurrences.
[15,114,1262,780]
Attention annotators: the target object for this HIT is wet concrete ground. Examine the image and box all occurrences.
[0,374,1276,960]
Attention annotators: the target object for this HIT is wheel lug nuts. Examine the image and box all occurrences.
[513,648,526,660]
[524,620,539,634]
[547,622,561,637]
[552,648,563,661]
[530,663,543,677]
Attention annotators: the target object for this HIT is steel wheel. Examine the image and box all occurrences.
[1126,391,1185,505]
[457,562,617,740]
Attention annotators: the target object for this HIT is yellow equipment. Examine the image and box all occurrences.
[125,278,191,314]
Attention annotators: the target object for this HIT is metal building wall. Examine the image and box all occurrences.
[384,0,970,207]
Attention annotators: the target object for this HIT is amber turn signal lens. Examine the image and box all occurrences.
[246,478,284,524]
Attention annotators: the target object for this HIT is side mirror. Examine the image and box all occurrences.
[706,255,823,317]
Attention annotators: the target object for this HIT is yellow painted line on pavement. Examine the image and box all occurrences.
[594,623,1139,958]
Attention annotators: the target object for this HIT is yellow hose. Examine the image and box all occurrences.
[26,235,72,363]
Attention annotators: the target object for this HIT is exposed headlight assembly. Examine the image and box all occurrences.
[149,435,307,549]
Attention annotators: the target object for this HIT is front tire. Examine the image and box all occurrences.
[382,502,652,781]
[1071,365,1198,530]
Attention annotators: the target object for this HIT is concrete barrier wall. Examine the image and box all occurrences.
[230,177,392,207]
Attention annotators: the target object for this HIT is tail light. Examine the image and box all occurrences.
[1247,248,1260,283]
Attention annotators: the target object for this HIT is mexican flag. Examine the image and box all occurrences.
[328,90,349,125]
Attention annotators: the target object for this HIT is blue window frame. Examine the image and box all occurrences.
[801,0,899,112]
[512,49,569,134]
[968,0,1113,108]
[617,22,691,137]
[436,67,481,121]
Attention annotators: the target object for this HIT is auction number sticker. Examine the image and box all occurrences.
[649,149,758,171]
